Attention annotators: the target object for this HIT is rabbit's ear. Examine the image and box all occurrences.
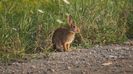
[67,15,73,26]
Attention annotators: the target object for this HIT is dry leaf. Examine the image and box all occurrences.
[102,61,112,66]
[63,0,70,4]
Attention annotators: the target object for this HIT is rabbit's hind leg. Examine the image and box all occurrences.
[55,44,64,52]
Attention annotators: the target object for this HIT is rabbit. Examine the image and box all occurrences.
[52,15,80,52]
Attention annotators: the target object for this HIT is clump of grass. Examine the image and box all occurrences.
[0,0,132,61]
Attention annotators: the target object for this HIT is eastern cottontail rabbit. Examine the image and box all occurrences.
[52,15,80,52]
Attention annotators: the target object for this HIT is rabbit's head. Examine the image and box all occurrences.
[67,15,80,33]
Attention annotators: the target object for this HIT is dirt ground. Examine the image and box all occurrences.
[0,41,133,74]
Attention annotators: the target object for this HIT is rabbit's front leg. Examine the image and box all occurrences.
[67,44,70,51]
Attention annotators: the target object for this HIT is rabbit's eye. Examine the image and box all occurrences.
[73,25,76,28]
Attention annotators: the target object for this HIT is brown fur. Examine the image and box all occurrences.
[52,15,80,52]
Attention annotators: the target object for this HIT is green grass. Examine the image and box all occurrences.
[0,0,133,61]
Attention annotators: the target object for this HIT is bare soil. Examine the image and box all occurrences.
[0,41,133,74]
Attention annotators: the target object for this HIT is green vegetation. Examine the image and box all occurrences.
[0,0,133,61]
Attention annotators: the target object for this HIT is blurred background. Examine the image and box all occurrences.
[0,0,133,61]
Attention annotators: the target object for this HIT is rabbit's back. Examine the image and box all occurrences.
[52,28,69,43]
